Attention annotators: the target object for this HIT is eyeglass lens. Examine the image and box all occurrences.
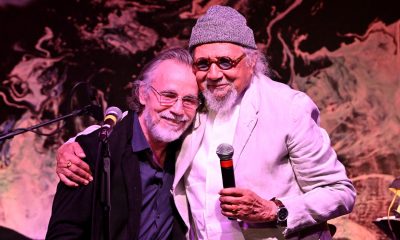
[193,54,245,71]
[151,86,200,109]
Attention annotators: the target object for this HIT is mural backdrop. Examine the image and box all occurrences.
[0,0,399,239]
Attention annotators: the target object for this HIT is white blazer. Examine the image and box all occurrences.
[172,74,356,239]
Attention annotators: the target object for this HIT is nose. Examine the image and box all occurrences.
[169,98,185,115]
[206,63,223,81]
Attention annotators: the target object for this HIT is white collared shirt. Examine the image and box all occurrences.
[185,103,244,240]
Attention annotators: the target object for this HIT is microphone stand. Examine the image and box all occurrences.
[91,106,121,240]
[0,104,112,239]
[0,105,100,142]
[92,128,111,240]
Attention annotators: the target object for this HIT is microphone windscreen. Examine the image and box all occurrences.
[105,106,122,121]
[99,106,122,141]
[216,143,234,159]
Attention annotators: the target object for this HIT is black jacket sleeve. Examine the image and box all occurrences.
[45,179,93,239]
[46,131,100,240]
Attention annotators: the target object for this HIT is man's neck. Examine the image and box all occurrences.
[148,140,168,167]
[138,114,168,167]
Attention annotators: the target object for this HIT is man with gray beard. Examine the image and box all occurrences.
[175,6,355,239]
[46,48,199,240]
[55,5,356,240]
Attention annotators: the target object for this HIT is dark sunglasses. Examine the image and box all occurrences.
[193,53,246,71]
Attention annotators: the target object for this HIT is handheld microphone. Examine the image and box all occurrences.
[216,143,235,188]
[99,106,122,141]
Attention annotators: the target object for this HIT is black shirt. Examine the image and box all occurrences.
[131,114,176,240]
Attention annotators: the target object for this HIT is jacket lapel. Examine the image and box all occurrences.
[173,113,207,188]
[233,78,260,165]
[108,112,141,238]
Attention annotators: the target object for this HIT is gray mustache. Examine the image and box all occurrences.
[160,112,189,123]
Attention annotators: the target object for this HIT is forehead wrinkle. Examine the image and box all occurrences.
[151,60,197,96]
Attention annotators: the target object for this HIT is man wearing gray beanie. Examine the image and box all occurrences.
[55,5,356,240]
[173,5,355,240]
[189,5,257,50]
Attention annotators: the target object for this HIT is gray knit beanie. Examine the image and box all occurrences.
[189,5,257,51]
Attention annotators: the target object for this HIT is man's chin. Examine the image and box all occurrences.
[209,89,230,100]
[150,126,182,143]
[203,89,238,114]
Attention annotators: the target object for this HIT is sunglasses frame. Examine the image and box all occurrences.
[193,53,246,71]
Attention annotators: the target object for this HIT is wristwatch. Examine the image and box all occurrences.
[271,197,288,227]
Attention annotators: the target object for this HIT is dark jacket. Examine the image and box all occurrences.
[46,111,186,240]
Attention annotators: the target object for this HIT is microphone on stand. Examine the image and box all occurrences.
[94,106,122,240]
[99,106,122,141]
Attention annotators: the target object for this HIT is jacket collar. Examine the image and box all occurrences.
[232,75,260,163]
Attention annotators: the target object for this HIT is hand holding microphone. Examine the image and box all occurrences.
[217,143,278,223]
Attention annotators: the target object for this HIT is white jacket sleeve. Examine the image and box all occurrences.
[282,93,356,234]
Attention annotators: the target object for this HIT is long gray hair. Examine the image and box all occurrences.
[128,48,193,113]
[242,47,269,77]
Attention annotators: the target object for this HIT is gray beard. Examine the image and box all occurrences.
[142,108,188,143]
[202,87,239,115]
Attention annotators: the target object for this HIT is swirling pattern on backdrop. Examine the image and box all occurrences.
[0,0,399,239]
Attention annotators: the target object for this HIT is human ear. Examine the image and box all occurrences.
[138,85,147,105]
[247,54,257,75]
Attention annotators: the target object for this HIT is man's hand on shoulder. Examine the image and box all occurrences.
[56,142,93,187]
